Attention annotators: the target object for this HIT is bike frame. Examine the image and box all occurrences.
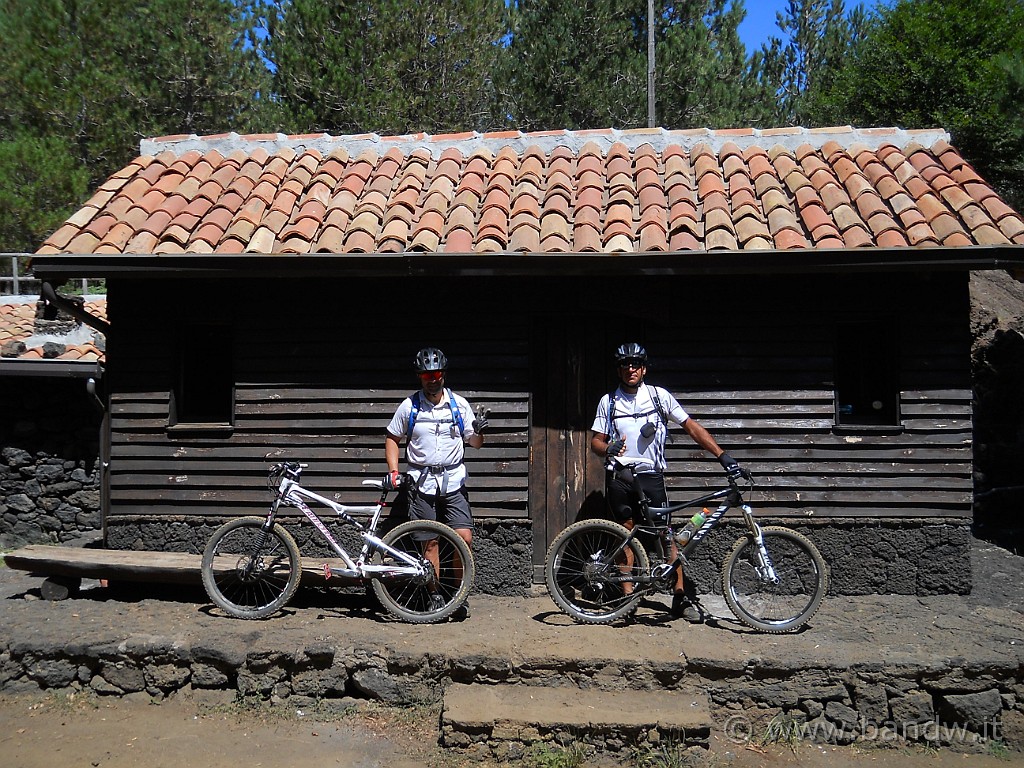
[612,477,779,588]
[265,466,429,581]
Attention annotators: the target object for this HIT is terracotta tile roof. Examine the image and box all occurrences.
[36,127,1024,257]
[0,297,107,364]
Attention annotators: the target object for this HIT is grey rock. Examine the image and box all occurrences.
[939,688,1003,730]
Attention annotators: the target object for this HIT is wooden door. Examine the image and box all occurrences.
[529,318,614,581]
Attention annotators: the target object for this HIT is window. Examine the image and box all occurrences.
[170,324,234,429]
[834,320,900,429]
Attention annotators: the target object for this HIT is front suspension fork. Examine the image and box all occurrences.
[740,504,779,583]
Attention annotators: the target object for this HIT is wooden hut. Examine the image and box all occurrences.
[29,127,1024,594]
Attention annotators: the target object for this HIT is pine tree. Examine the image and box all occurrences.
[812,0,1024,209]
[749,0,866,125]
[656,0,767,129]
[0,0,270,250]
[265,0,506,135]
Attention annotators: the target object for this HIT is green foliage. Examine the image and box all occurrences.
[500,0,765,131]
[265,0,506,134]
[0,0,272,252]
[526,741,588,768]
[0,136,89,252]
[630,736,692,768]
[499,0,645,130]
[812,0,1024,210]
[760,713,802,749]
[656,0,769,128]
[750,0,867,125]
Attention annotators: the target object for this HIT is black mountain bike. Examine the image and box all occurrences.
[544,458,828,632]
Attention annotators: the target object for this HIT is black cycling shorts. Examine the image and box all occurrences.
[605,471,667,524]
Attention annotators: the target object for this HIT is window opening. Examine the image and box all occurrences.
[834,320,900,427]
[171,325,234,426]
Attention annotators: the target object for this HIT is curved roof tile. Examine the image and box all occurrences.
[32,126,1024,258]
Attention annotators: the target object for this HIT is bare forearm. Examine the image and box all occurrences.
[385,435,401,472]
[683,419,724,458]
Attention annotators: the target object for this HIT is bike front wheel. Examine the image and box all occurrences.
[722,525,828,633]
[370,520,474,623]
[545,519,649,624]
[201,516,302,619]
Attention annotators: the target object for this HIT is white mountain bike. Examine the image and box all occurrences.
[201,462,473,623]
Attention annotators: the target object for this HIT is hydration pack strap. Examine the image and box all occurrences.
[607,385,672,443]
[406,389,465,442]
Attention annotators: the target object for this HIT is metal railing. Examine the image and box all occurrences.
[0,255,97,296]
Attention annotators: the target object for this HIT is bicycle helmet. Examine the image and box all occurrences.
[614,342,647,365]
[414,347,448,372]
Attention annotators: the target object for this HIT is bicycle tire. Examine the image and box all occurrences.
[201,516,302,620]
[370,520,474,623]
[722,525,828,633]
[544,519,649,624]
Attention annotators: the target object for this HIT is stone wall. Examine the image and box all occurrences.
[679,520,972,597]
[0,377,102,549]
[104,516,536,597]
[103,514,968,596]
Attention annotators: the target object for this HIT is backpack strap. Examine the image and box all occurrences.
[606,385,673,441]
[448,389,465,437]
[406,389,465,441]
[648,384,673,443]
[406,391,421,441]
[606,390,618,438]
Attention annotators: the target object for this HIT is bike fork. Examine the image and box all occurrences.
[740,505,780,584]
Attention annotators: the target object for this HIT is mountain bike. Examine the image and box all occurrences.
[201,462,473,623]
[544,458,828,632]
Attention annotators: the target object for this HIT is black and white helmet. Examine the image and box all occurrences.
[614,342,647,365]
[414,347,448,372]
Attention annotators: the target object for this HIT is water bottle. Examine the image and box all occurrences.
[674,508,709,547]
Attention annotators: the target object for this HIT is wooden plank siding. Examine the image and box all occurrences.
[641,271,973,521]
[104,277,532,523]
[107,387,529,517]
[101,271,975,546]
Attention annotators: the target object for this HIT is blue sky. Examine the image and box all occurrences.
[737,0,789,52]
[737,1,875,53]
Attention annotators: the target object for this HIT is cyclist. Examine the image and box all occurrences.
[590,342,745,622]
[384,347,488,619]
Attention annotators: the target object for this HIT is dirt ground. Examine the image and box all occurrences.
[0,687,1018,768]
[1,516,1023,768]
[2,530,1022,768]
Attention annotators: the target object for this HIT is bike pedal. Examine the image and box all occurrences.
[323,563,332,580]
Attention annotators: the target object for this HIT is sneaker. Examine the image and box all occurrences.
[453,600,470,621]
[671,593,702,623]
[428,593,446,613]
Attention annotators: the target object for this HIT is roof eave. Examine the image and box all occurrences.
[27,245,1024,281]
[0,358,103,378]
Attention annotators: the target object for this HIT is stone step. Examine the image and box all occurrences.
[441,683,711,759]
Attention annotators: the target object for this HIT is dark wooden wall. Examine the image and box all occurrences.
[102,271,973,564]
[105,277,531,521]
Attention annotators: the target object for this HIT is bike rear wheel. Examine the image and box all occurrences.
[370,520,474,623]
[722,525,828,633]
[545,519,649,624]
[201,516,302,619]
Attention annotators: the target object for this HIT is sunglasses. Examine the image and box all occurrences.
[419,371,444,382]
[619,359,645,370]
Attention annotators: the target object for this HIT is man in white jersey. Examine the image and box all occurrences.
[384,347,487,618]
[590,342,744,621]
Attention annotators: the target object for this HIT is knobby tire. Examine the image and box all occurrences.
[371,519,474,623]
[544,519,649,624]
[201,516,302,619]
[722,525,828,633]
